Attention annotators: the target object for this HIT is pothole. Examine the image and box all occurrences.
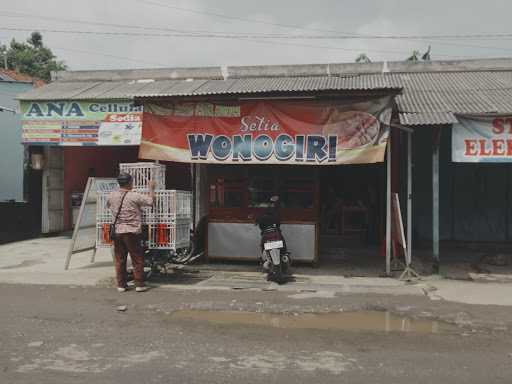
[170,310,457,334]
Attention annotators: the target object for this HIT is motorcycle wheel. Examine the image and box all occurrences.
[281,253,291,277]
[268,263,285,284]
[281,261,289,276]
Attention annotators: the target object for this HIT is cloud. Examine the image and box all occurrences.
[0,0,511,70]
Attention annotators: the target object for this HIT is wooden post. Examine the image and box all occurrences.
[386,133,392,276]
[432,131,440,273]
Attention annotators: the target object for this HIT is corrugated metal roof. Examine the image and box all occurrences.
[53,67,224,82]
[389,71,507,91]
[19,81,103,100]
[391,71,512,124]
[399,112,458,126]
[397,91,499,114]
[16,59,512,126]
[18,75,400,100]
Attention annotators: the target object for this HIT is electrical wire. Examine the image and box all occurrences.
[0,10,243,37]
[1,8,512,57]
[136,0,512,40]
[0,26,495,61]
[1,10,512,40]
[0,26,465,59]
[0,5,510,63]
[134,0,512,55]
[52,46,169,67]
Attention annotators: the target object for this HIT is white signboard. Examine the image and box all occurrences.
[452,115,512,162]
[98,114,142,146]
[21,101,143,146]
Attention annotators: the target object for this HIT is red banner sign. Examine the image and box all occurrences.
[139,97,392,165]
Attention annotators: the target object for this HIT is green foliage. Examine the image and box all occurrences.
[1,32,66,81]
[355,53,372,63]
[355,46,432,64]
[406,50,421,62]
[407,46,432,62]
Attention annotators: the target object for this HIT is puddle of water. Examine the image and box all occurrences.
[171,310,455,334]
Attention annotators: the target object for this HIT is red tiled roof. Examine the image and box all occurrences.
[0,69,45,87]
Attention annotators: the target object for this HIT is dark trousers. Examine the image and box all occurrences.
[113,233,145,288]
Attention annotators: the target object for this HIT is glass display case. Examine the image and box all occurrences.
[208,165,318,223]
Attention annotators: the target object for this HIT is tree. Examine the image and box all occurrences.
[355,53,372,63]
[406,50,421,62]
[1,32,66,81]
[421,46,432,61]
[354,46,432,63]
[406,46,432,62]
[0,44,7,69]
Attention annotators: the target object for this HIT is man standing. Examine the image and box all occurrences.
[107,173,155,292]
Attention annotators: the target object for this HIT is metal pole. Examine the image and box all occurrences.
[432,140,440,273]
[407,132,412,267]
[191,163,197,231]
[386,133,392,276]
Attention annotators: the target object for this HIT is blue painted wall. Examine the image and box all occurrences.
[0,81,33,201]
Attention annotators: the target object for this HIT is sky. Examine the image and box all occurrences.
[1,0,512,71]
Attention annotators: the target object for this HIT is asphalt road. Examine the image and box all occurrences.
[1,284,512,384]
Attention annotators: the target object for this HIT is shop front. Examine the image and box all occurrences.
[138,94,398,268]
[207,164,318,262]
[19,99,190,232]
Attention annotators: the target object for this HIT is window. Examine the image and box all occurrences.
[210,178,244,208]
[208,165,318,221]
[248,173,274,207]
[208,166,246,210]
[279,178,314,209]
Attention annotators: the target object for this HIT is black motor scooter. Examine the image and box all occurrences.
[255,196,291,284]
